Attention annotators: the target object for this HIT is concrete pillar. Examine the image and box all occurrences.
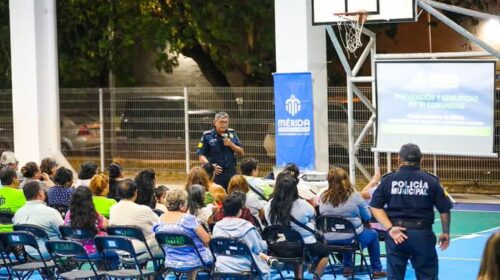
[275,0,329,171]
[9,0,62,165]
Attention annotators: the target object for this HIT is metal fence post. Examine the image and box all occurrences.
[99,88,105,172]
[184,87,190,174]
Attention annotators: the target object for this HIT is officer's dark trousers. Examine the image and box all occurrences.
[385,228,438,280]
[214,172,234,190]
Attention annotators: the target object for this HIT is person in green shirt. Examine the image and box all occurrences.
[89,174,116,218]
[240,157,273,201]
[0,167,25,232]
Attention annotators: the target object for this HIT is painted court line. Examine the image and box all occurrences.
[438,257,481,262]
[450,226,500,242]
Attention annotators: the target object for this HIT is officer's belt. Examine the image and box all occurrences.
[391,219,432,230]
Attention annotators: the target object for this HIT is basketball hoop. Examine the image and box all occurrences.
[334,11,368,55]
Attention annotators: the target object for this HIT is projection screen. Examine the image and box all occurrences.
[373,60,497,157]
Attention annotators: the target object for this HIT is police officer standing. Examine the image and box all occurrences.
[196,112,244,189]
[370,143,452,280]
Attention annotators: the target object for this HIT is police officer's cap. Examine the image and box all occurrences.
[399,143,422,163]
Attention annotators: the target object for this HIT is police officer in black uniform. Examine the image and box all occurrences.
[196,112,244,189]
[370,143,453,280]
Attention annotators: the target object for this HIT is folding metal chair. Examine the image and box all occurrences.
[262,225,309,279]
[94,236,155,279]
[45,240,104,280]
[210,237,273,280]
[155,232,212,280]
[0,231,55,280]
[316,215,373,280]
[107,225,163,272]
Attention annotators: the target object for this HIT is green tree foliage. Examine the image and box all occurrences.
[155,0,275,86]
[57,0,175,87]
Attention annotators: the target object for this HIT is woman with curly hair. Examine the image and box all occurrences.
[89,174,117,218]
[64,186,108,255]
[47,167,74,207]
[186,166,225,206]
[319,167,386,278]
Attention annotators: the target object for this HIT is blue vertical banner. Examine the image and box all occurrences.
[273,72,315,171]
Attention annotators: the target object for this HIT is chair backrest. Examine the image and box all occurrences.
[49,204,69,218]
[59,225,95,241]
[262,225,304,259]
[155,231,208,268]
[45,240,88,258]
[107,225,146,242]
[0,231,39,249]
[0,212,14,224]
[13,224,49,239]
[94,235,135,256]
[316,215,356,235]
[209,237,256,273]
[152,209,164,216]
[155,232,196,249]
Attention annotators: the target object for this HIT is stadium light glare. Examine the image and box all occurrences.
[483,19,500,44]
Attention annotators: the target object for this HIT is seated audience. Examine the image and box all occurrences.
[153,189,213,280]
[47,167,74,206]
[283,163,316,207]
[109,179,161,256]
[228,175,266,223]
[107,162,124,201]
[201,163,227,206]
[0,167,25,232]
[240,157,273,200]
[187,184,214,225]
[20,161,54,190]
[13,180,63,257]
[134,169,156,209]
[154,185,169,213]
[64,186,108,255]
[319,167,386,278]
[40,157,59,181]
[212,192,279,280]
[89,174,117,218]
[209,191,256,226]
[477,231,500,280]
[75,161,98,187]
[265,172,329,279]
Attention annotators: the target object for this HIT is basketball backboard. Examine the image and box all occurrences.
[312,0,417,25]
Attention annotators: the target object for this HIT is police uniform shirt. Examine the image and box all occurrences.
[196,128,242,174]
[370,166,453,225]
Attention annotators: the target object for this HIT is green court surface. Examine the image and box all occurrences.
[433,209,500,238]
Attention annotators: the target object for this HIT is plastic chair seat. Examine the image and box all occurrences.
[212,270,253,279]
[11,260,55,271]
[58,269,106,280]
[104,269,156,278]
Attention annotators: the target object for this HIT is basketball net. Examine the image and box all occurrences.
[334,11,368,56]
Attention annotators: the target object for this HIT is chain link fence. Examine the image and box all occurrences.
[0,87,498,183]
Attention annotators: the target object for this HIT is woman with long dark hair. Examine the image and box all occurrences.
[64,186,108,254]
[187,184,213,225]
[107,162,123,201]
[134,169,156,209]
[265,172,329,279]
[319,167,386,278]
